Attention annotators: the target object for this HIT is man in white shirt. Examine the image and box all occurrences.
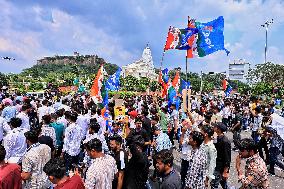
[84,138,117,189]
[16,104,31,131]
[21,131,51,189]
[0,116,11,143]
[3,118,27,164]
[61,112,84,173]
[76,110,90,139]
[38,100,50,123]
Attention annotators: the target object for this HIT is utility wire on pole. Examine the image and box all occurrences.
[261,19,273,63]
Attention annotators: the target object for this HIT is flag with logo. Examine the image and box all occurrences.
[105,68,122,91]
[164,27,198,50]
[179,79,191,94]
[196,16,230,57]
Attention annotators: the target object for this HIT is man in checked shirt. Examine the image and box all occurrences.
[236,138,269,189]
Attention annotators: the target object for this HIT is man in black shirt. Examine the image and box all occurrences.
[123,135,149,189]
[109,135,128,189]
[142,110,152,139]
[211,122,231,189]
[126,117,151,152]
[231,106,242,151]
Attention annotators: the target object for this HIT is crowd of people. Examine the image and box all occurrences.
[0,91,283,189]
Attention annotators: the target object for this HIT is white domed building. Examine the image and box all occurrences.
[122,45,158,80]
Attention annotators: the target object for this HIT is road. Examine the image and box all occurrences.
[150,131,284,188]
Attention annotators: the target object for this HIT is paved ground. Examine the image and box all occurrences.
[150,131,284,188]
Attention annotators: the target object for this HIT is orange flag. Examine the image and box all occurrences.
[90,65,104,101]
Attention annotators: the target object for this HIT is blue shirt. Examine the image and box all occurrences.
[50,122,64,147]
[1,106,17,122]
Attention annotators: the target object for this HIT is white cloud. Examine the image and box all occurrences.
[1,0,284,74]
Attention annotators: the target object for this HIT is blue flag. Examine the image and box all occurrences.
[168,86,180,110]
[162,68,169,83]
[105,68,122,91]
[225,85,232,97]
[179,79,191,94]
[196,16,230,57]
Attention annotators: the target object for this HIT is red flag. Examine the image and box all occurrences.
[164,27,175,50]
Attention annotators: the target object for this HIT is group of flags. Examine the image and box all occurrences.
[90,65,122,132]
[158,15,230,99]
[158,68,191,109]
[164,16,229,58]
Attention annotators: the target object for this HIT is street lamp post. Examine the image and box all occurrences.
[261,19,273,63]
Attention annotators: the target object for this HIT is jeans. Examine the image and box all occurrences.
[210,169,228,189]
[180,159,189,189]
[269,147,284,174]
[258,137,269,162]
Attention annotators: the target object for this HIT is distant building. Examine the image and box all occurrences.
[122,45,158,80]
[229,59,249,82]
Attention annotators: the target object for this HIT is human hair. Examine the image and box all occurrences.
[151,115,159,122]
[9,117,22,128]
[85,138,102,152]
[109,134,123,145]
[154,149,174,167]
[56,109,64,117]
[21,104,31,111]
[135,116,143,123]
[65,111,78,122]
[43,158,66,179]
[15,99,21,104]
[50,113,58,120]
[42,99,48,105]
[89,122,100,133]
[142,110,149,117]
[255,106,261,114]
[24,131,39,144]
[239,138,258,153]
[42,114,52,124]
[190,131,204,147]
[201,125,214,138]
[0,146,6,161]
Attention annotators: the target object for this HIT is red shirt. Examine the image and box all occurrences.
[0,163,22,189]
[55,175,85,189]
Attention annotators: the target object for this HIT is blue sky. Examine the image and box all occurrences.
[0,0,283,74]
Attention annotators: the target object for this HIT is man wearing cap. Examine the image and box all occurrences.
[128,110,138,129]
[211,122,231,189]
